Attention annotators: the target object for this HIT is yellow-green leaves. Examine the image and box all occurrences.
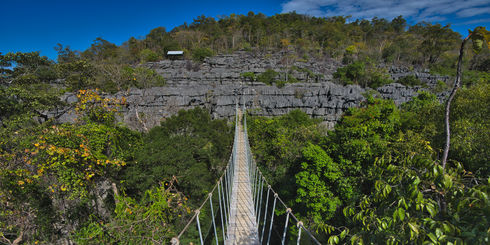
[393,208,405,222]
[328,235,340,244]
[470,27,490,53]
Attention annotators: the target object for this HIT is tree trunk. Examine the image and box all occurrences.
[441,33,472,169]
[112,182,119,205]
[12,230,23,245]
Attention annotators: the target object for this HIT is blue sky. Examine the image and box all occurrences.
[1,0,488,61]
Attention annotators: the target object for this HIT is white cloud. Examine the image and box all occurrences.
[281,0,490,21]
[456,17,490,25]
[457,7,490,18]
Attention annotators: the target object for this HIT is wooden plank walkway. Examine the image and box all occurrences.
[226,110,259,245]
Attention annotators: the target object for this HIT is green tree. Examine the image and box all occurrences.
[0,51,56,84]
[121,107,233,201]
[139,48,160,63]
[295,143,342,224]
[0,89,138,244]
[74,183,190,244]
[334,60,392,88]
[441,27,490,168]
[397,75,423,87]
[81,37,119,62]
[409,23,460,64]
[191,47,213,62]
[257,69,278,85]
[55,43,80,64]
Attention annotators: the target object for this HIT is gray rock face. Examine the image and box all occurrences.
[52,52,450,131]
[386,65,451,87]
[55,81,441,131]
[145,51,340,86]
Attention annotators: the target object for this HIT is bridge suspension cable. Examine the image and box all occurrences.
[171,98,320,245]
[242,102,321,245]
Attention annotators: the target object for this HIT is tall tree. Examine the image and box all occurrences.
[441,27,490,168]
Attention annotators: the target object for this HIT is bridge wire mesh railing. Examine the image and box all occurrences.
[172,100,321,245]
[171,103,239,245]
[242,103,321,245]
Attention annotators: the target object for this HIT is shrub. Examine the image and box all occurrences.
[257,69,278,85]
[240,72,256,82]
[397,75,423,87]
[191,47,213,62]
[334,61,393,88]
[434,80,449,93]
[334,61,366,85]
[139,49,159,63]
[368,69,392,88]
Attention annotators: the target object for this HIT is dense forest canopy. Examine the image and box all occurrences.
[0,12,489,244]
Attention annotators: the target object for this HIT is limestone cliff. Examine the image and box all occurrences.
[53,52,450,130]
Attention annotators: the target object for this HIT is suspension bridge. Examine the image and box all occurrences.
[171,99,321,245]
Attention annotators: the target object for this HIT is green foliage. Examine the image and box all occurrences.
[409,22,461,64]
[397,75,423,87]
[328,97,401,164]
[449,82,490,176]
[240,71,256,81]
[191,47,213,62]
[56,59,97,91]
[276,73,300,88]
[334,61,365,85]
[55,43,80,64]
[341,155,489,244]
[0,83,63,122]
[247,110,325,222]
[296,143,342,223]
[55,58,165,93]
[0,51,56,84]
[461,70,490,86]
[74,183,189,244]
[0,89,141,243]
[469,27,490,53]
[431,65,490,86]
[257,69,279,85]
[2,13,490,245]
[434,80,449,93]
[248,86,489,244]
[291,66,323,82]
[121,107,233,201]
[368,68,393,88]
[334,61,392,88]
[81,37,119,62]
[139,48,160,62]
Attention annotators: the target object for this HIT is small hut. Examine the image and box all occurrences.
[167,51,184,60]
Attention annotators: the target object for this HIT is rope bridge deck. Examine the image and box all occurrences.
[171,100,321,245]
[227,110,259,244]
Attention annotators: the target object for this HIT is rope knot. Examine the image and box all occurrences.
[170,237,180,245]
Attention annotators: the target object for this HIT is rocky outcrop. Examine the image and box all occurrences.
[55,81,443,131]
[386,65,451,87]
[145,51,340,86]
[54,52,451,131]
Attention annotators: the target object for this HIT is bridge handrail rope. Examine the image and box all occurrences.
[243,99,322,245]
[173,96,321,245]
[171,102,239,245]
